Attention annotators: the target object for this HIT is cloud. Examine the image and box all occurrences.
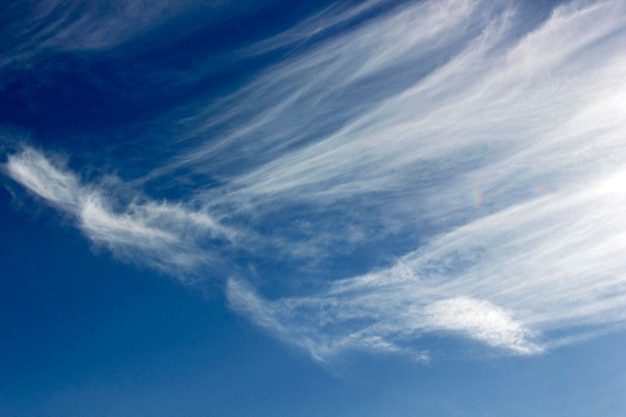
[3,0,626,364]
[3,148,236,281]
[423,298,538,354]
[145,0,483,183]
[226,278,540,362]
[0,0,266,75]
[222,0,626,361]
[225,0,624,202]
[227,167,626,360]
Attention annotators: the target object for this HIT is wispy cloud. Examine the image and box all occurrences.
[144,0,484,183]
[0,0,257,74]
[3,148,236,281]
[228,168,626,360]
[223,0,626,361]
[3,0,626,364]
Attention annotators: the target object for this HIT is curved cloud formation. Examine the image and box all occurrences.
[228,168,626,361]
[5,149,236,280]
[3,0,626,363]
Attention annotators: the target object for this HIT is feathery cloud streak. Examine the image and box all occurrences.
[4,148,236,281]
[0,0,272,77]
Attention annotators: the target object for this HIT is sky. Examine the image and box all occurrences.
[1,0,626,416]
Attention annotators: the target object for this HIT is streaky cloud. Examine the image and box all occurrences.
[223,0,626,361]
[3,0,626,364]
[0,0,257,73]
[146,0,483,185]
[3,148,236,281]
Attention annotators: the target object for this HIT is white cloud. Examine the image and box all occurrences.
[227,166,626,360]
[423,298,540,354]
[4,0,626,364]
[223,0,625,202]
[3,148,235,280]
[0,0,256,72]
[221,0,626,361]
[226,277,541,362]
[4,149,80,210]
[147,0,484,185]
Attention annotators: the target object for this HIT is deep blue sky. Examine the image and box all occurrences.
[2,0,626,416]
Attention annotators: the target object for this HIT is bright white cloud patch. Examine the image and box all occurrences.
[423,298,539,354]
[4,0,626,364]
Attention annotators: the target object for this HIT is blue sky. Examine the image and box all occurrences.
[2,0,626,415]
